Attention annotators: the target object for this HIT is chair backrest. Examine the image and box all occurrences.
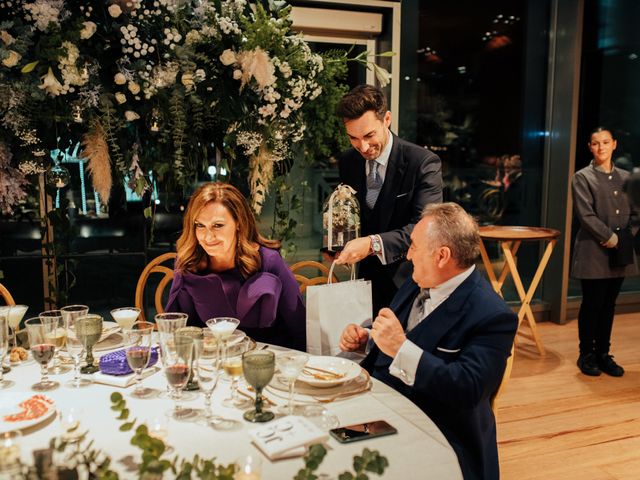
[289,260,339,294]
[0,282,16,306]
[491,343,515,418]
[135,252,177,322]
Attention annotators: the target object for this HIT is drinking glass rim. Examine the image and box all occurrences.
[123,321,155,333]
[39,310,63,318]
[111,307,141,314]
[61,305,89,312]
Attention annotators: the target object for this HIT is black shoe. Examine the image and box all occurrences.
[577,353,601,376]
[597,354,624,377]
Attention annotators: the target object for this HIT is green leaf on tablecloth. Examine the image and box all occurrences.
[110,392,123,403]
[117,408,130,420]
[338,473,355,480]
[120,421,135,431]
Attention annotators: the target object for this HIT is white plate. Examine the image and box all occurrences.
[0,392,56,433]
[270,368,368,396]
[298,356,362,388]
[100,321,121,342]
[94,332,124,352]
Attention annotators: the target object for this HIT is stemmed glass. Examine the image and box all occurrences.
[111,307,141,330]
[222,337,251,408]
[163,335,194,420]
[25,317,59,391]
[39,310,68,374]
[242,350,276,423]
[205,317,240,381]
[277,353,310,416]
[64,315,91,388]
[6,305,28,349]
[123,321,155,398]
[0,314,14,389]
[175,327,203,391]
[76,314,103,374]
[156,312,188,399]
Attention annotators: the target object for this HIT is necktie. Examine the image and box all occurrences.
[365,160,383,209]
[407,289,430,331]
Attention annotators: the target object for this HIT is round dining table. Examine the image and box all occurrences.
[2,341,463,479]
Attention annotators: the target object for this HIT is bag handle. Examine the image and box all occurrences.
[328,260,356,284]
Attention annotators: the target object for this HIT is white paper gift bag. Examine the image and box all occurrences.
[306,262,372,356]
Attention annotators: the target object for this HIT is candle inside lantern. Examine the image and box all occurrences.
[234,455,261,480]
[0,431,21,471]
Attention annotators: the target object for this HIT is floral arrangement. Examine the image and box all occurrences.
[323,183,360,251]
[0,0,390,216]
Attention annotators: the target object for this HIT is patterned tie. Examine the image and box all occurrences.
[365,160,383,209]
[407,289,430,331]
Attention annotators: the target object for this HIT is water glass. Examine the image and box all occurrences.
[163,335,194,420]
[123,321,155,398]
[39,310,67,375]
[64,316,91,388]
[25,317,59,391]
[277,353,309,416]
[242,350,275,423]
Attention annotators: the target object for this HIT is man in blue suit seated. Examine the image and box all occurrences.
[340,202,518,480]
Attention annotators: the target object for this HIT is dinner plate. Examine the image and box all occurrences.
[297,356,362,388]
[270,367,368,396]
[0,392,57,433]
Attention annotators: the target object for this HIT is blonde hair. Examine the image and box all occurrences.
[175,182,280,277]
[422,202,480,268]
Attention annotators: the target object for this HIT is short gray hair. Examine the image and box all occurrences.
[421,203,480,268]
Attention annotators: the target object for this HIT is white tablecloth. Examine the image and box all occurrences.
[3,344,462,479]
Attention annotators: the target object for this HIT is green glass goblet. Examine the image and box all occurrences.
[76,314,103,374]
[242,350,275,423]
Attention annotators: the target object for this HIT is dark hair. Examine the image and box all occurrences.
[590,126,616,140]
[336,84,387,120]
[175,182,280,277]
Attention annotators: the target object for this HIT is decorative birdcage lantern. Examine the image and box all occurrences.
[323,184,361,252]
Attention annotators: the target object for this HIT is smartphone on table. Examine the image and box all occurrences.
[329,420,397,444]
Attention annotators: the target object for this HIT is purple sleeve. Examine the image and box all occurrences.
[262,249,307,351]
[165,271,199,323]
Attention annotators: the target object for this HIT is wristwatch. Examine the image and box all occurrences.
[369,235,382,255]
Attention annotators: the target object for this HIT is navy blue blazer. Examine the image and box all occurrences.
[362,269,518,480]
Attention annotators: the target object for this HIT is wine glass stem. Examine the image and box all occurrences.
[231,377,239,403]
[205,394,212,420]
[74,357,81,387]
[255,389,263,414]
[288,380,295,415]
[41,363,49,384]
[174,389,182,413]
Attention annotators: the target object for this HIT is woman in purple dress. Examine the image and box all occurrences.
[166,182,306,351]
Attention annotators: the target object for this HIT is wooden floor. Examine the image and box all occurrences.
[497,313,640,480]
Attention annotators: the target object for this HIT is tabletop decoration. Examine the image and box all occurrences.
[323,184,361,252]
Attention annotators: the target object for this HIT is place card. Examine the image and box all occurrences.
[248,416,328,460]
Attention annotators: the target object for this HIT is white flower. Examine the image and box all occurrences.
[108,4,123,18]
[219,49,236,66]
[195,69,206,81]
[128,81,141,94]
[80,21,97,39]
[371,63,391,88]
[233,69,242,80]
[114,73,127,85]
[181,72,195,91]
[38,67,64,96]
[124,111,140,121]
[185,30,202,45]
[2,50,21,68]
[115,92,127,104]
[0,30,15,46]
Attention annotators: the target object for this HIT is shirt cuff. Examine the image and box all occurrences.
[388,339,422,386]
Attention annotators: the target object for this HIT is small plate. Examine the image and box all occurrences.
[94,332,124,352]
[298,356,362,388]
[0,392,56,433]
[100,321,122,342]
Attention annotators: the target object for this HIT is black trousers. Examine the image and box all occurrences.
[578,277,625,355]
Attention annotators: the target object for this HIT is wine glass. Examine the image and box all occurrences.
[64,315,91,388]
[163,335,194,420]
[123,321,155,398]
[25,317,59,391]
[39,310,68,375]
[205,317,240,382]
[110,307,141,330]
[156,313,188,399]
[76,314,102,374]
[277,353,309,416]
[0,315,14,389]
[222,337,251,408]
[242,350,276,423]
[6,305,28,349]
[175,326,203,391]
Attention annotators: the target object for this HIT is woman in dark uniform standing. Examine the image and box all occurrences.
[571,127,638,377]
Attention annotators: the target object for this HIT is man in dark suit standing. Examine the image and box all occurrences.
[333,85,443,314]
[340,203,517,480]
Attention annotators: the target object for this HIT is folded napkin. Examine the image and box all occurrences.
[99,347,159,375]
[92,366,160,388]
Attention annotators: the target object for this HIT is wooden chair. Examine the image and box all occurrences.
[491,343,515,418]
[134,252,177,322]
[289,260,339,294]
[0,282,16,306]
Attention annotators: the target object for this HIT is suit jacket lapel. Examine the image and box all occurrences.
[376,134,404,230]
[407,270,481,352]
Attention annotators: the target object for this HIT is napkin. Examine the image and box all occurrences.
[92,366,160,388]
[249,416,328,460]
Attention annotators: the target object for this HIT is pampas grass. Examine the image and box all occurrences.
[248,144,276,214]
[82,121,112,205]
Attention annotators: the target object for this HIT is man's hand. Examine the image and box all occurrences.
[334,237,371,265]
[339,324,369,352]
[370,308,406,358]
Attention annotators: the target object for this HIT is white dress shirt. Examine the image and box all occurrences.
[388,265,476,386]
